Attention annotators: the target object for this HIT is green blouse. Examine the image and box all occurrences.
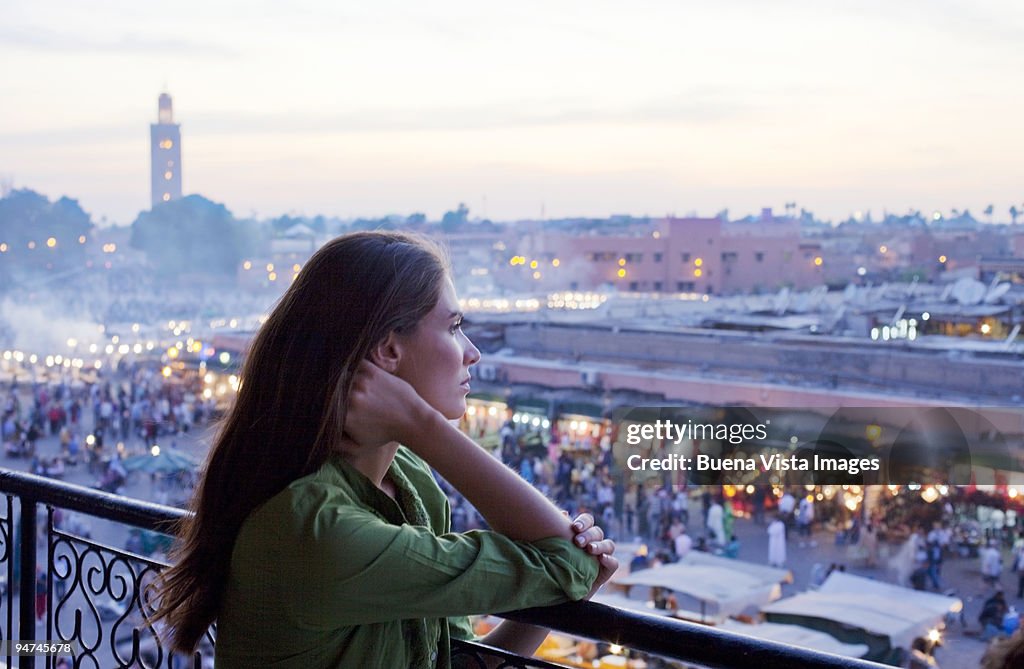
[215,446,598,668]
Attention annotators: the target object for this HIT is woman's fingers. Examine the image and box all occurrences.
[573,525,604,548]
[586,539,615,556]
[571,513,594,532]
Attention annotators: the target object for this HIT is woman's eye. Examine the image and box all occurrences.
[450,320,463,334]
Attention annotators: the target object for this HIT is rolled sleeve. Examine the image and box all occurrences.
[291,506,598,629]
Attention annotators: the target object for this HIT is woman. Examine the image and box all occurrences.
[151,231,617,667]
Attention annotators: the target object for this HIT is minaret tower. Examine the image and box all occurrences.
[150,93,183,207]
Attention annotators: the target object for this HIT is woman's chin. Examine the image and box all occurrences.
[438,400,467,421]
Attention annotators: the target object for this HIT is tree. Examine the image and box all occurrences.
[1011,205,1019,226]
[0,188,93,275]
[440,203,470,232]
[984,204,994,224]
[130,195,243,278]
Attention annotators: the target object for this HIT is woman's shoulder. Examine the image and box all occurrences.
[249,458,368,525]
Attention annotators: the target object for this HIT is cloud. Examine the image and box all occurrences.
[177,88,774,137]
[0,25,237,57]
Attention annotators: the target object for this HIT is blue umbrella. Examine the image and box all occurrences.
[122,447,199,474]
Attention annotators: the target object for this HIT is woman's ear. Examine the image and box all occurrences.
[369,332,402,373]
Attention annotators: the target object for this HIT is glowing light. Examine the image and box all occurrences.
[652,231,661,239]
[219,352,231,364]
[78,235,86,244]
[879,245,887,254]
[618,258,626,266]
[85,435,96,446]
[151,445,161,456]
[857,266,867,276]
[243,260,252,270]
[694,258,703,267]
[928,628,941,644]
[532,271,541,279]
[46,237,57,248]
[980,323,991,334]
[268,272,277,281]
[162,366,172,377]
[813,256,823,266]
[160,139,173,149]
[617,268,626,278]
[921,487,939,503]
[693,269,703,277]
[552,259,560,267]
[938,255,947,263]
[0,243,6,253]
[292,263,301,272]
[166,346,179,359]
[162,193,170,202]
[266,263,275,272]
[530,260,538,269]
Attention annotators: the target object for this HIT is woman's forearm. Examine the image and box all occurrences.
[406,409,574,543]
[479,620,550,663]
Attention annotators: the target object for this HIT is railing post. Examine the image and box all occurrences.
[18,496,37,669]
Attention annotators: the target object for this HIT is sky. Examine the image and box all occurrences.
[2,0,1023,226]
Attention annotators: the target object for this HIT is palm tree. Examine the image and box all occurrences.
[1011,205,1020,226]
[984,204,994,224]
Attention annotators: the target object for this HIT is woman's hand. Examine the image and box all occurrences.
[570,513,619,599]
[344,360,433,448]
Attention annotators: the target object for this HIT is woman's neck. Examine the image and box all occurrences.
[336,437,401,492]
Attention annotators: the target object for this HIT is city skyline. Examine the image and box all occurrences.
[2,0,1023,226]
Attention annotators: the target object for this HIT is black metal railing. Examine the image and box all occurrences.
[0,469,889,669]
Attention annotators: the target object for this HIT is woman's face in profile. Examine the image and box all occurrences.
[395,277,481,420]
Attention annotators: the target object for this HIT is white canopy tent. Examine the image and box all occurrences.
[675,550,793,585]
[718,620,869,658]
[609,563,783,622]
[761,572,962,651]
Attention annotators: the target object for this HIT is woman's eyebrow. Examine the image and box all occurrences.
[447,310,463,320]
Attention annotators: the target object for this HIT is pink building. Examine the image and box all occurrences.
[500,213,823,295]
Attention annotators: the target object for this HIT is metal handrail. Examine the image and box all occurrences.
[0,468,889,669]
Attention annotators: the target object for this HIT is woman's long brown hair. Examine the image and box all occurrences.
[149,231,449,652]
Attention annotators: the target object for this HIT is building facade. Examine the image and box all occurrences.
[502,212,824,295]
